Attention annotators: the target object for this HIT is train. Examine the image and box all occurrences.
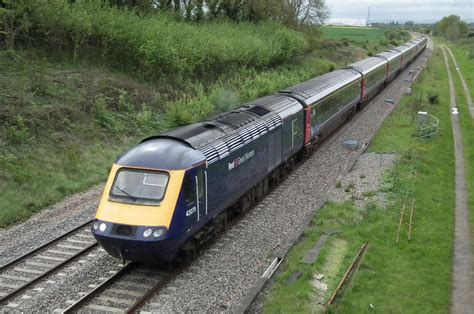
[91,36,428,264]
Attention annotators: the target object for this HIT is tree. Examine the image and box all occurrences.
[0,0,33,50]
[281,0,328,27]
[435,15,469,41]
[106,0,329,25]
[404,20,414,28]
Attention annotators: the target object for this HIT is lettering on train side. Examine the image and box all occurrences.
[228,150,255,171]
[186,207,196,217]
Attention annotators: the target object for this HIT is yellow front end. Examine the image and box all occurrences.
[95,164,185,228]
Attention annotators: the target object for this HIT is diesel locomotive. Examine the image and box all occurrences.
[92,36,428,263]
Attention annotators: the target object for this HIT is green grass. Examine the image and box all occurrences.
[319,27,410,57]
[0,50,149,226]
[450,43,474,92]
[445,40,474,262]
[264,47,456,313]
[320,26,386,43]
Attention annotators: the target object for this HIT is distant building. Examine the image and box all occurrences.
[325,18,368,27]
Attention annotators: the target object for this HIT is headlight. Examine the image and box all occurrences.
[153,229,165,238]
[143,228,153,237]
[99,222,107,232]
[93,221,99,230]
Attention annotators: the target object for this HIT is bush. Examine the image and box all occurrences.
[93,95,123,132]
[135,104,157,132]
[6,115,30,144]
[385,29,411,44]
[427,92,439,105]
[28,1,309,80]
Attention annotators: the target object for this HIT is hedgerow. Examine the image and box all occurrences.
[28,1,309,80]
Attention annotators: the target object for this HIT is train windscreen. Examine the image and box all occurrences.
[110,169,169,205]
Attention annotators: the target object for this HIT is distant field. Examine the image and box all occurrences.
[320,26,386,43]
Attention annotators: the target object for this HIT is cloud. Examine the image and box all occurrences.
[326,0,473,22]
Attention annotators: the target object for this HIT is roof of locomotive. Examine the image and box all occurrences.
[159,98,284,150]
[140,94,300,165]
[279,69,361,106]
[346,57,387,75]
[116,137,206,170]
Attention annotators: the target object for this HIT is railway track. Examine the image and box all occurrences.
[0,220,97,305]
[62,262,181,313]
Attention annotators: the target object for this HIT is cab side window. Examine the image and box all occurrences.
[197,170,204,198]
[183,174,195,204]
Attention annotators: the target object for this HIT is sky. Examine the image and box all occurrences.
[325,0,474,23]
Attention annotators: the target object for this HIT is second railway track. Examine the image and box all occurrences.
[62,261,181,313]
[0,220,97,305]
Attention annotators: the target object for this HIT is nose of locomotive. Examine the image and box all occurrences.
[94,163,186,228]
[94,137,205,227]
[91,137,206,262]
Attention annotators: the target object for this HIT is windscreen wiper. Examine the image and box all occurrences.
[117,186,138,201]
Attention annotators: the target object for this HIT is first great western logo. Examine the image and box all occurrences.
[228,150,255,171]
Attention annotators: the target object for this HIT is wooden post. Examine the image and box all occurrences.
[396,202,406,243]
[408,199,414,241]
[326,243,369,309]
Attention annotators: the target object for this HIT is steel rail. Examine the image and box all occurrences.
[0,219,94,271]
[0,241,98,304]
[62,262,182,313]
[62,261,136,313]
[126,264,184,313]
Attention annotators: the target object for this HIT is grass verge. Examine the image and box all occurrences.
[445,40,474,264]
[320,26,386,43]
[264,47,455,313]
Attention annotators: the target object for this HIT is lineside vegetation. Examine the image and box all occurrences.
[443,39,474,254]
[0,48,339,227]
[0,2,378,227]
[0,1,412,227]
[21,2,308,80]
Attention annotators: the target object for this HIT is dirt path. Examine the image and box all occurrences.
[443,45,474,119]
[440,45,473,313]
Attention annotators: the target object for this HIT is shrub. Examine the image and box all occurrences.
[6,115,30,144]
[28,1,309,80]
[93,95,122,132]
[64,143,82,170]
[135,104,157,131]
[384,29,411,44]
[427,92,439,105]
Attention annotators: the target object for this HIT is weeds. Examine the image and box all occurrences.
[428,92,440,105]
[6,115,30,144]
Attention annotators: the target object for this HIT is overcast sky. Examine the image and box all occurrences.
[326,0,474,23]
